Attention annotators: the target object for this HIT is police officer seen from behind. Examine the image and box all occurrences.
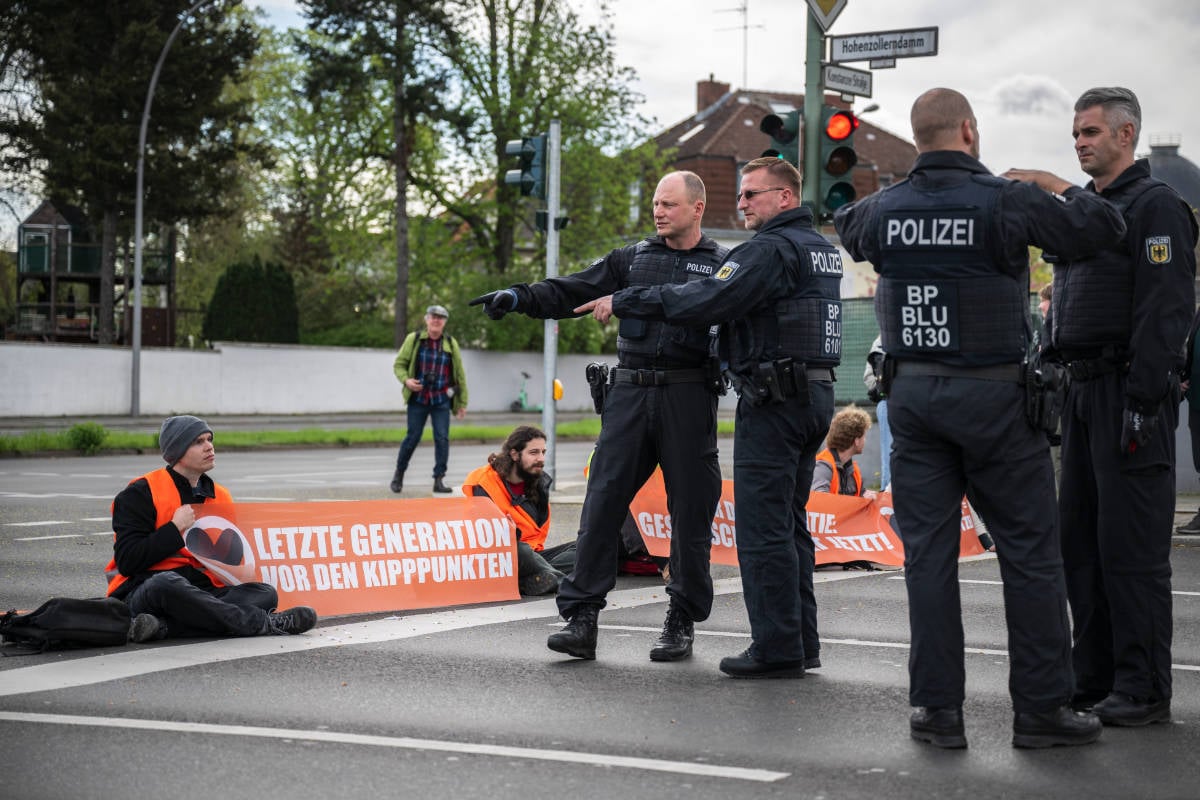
[1005,86,1198,727]
[586,156,842,679]
[470,171,727,663]
[836,88,1128,749]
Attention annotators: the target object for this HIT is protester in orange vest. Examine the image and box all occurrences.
[463,426,576,595]
[812,406,877,499]
[107,415,317,642]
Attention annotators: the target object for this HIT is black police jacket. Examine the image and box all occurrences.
[1050,159,1198,410]
[611,206,843,375]
[836,150,1129,366]
[510,234,728,368]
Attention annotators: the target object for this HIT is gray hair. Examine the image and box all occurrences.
[1075,87,1141,149]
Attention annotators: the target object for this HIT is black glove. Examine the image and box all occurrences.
[469,289,518,320]
[1119,407,1158,454]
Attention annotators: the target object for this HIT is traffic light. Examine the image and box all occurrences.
[504,134,547,199]
[760,110,801,166]
[819,106,859,216]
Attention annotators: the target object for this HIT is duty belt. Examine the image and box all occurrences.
[611,367,707,386]
[893,361,1023,382]
[1065,357,1128,381]
[805,368,836,382]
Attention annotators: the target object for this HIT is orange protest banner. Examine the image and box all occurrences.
[180,496,519,616]
[628,470,984,567]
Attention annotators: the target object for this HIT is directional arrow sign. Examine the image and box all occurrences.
[829,27,939,63]
[823,63,872,98]
[805,0,848,32]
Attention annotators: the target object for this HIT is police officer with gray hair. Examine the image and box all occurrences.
[1006,86,1198,728]
[835,87,1127,749]
[471,171,727,664]
[592,156,842,680]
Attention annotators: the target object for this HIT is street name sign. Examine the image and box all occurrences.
[829,27,939,63]
[823,63,872,97]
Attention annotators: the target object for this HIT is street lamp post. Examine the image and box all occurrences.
[131,0,213,416]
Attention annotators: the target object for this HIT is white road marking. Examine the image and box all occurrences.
[0,711,788,783]
[4,520,73,527]
[13,531,111,541]
[0,574,875,698]
[888,575,1200,598]
[80,516,112,522]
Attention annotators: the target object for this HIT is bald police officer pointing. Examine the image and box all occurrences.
[835,88,1126,749]
[598,156,842,679]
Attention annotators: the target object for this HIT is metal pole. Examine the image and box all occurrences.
[541,119,561,482]
[802,9,824,210]
[132,0,212,416]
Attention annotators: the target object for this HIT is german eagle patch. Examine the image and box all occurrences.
[1146,236,1172,264]
[714,261,740,281]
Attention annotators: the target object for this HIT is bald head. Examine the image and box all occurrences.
[652,170,706,249]
[911,88,979,157]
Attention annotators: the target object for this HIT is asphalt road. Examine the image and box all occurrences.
[3,444,1200,799]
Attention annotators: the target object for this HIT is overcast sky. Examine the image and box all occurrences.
[257,0,1200,186]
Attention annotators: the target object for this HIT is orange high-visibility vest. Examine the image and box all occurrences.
[462,465,550,551]
[104,468,233,596]
[815,449,863,496]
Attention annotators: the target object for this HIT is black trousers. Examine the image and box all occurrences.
[126,571,278,638]
[557,379,721,622]
[1059,371,1177,702]
[732,381,834,662]
[889,374,1073,712]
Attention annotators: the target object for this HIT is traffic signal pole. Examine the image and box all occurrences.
[542,119,561,481]
[802,9,824,211]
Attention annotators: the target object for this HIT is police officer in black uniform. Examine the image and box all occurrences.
[1006,86,1198,727]
[593,156,841,679]
[836,88,1127,749]
[471,171,727,662]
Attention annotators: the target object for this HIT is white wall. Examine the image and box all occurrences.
[0,340,737,417]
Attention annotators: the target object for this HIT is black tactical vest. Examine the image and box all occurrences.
[618,238,725,367]
[874,174,1029,366]
[1050,175,1161,354]
[741,221,843,368]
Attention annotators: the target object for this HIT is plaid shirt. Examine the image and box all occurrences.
[415,337,452,405]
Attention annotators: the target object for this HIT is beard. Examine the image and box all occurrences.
[516,462,544,483]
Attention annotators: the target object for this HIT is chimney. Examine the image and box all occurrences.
[697,75,730,112]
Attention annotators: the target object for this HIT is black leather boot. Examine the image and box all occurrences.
[910,706,967,749]
[390,469,404,493]
[433,476,452,493]
[547,604,599,659]
[649,601,694,661]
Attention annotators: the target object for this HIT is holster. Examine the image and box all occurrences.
[739,358,811,407]
[1024,357,1070,434]
[704,356,728,396]
[585,362,610,415]
[878,355,895,398]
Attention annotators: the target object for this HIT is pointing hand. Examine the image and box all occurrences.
[469,289,518,320]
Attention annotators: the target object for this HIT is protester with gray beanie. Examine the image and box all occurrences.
[159,415,212,465]
[106,416,317,642]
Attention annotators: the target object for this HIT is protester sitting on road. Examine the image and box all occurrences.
[812,406,876,499]
[106,415,317,642]
[463,426,575,595]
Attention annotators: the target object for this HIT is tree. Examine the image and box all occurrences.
[0,0,265,343]
[300,0,466,346]
[202,256,299,343]
[422,0,663,276]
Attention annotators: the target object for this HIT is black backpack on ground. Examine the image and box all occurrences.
[0,597,131,653]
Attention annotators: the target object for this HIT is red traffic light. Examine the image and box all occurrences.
[824,110,858,141]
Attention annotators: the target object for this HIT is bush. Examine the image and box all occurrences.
[66,422,108,456]
[202,256,300,343]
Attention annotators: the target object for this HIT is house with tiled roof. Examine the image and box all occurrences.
[656,77,917,236]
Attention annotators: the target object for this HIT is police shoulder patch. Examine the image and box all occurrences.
[1146,235,1172,264]
[714,261,740,281]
